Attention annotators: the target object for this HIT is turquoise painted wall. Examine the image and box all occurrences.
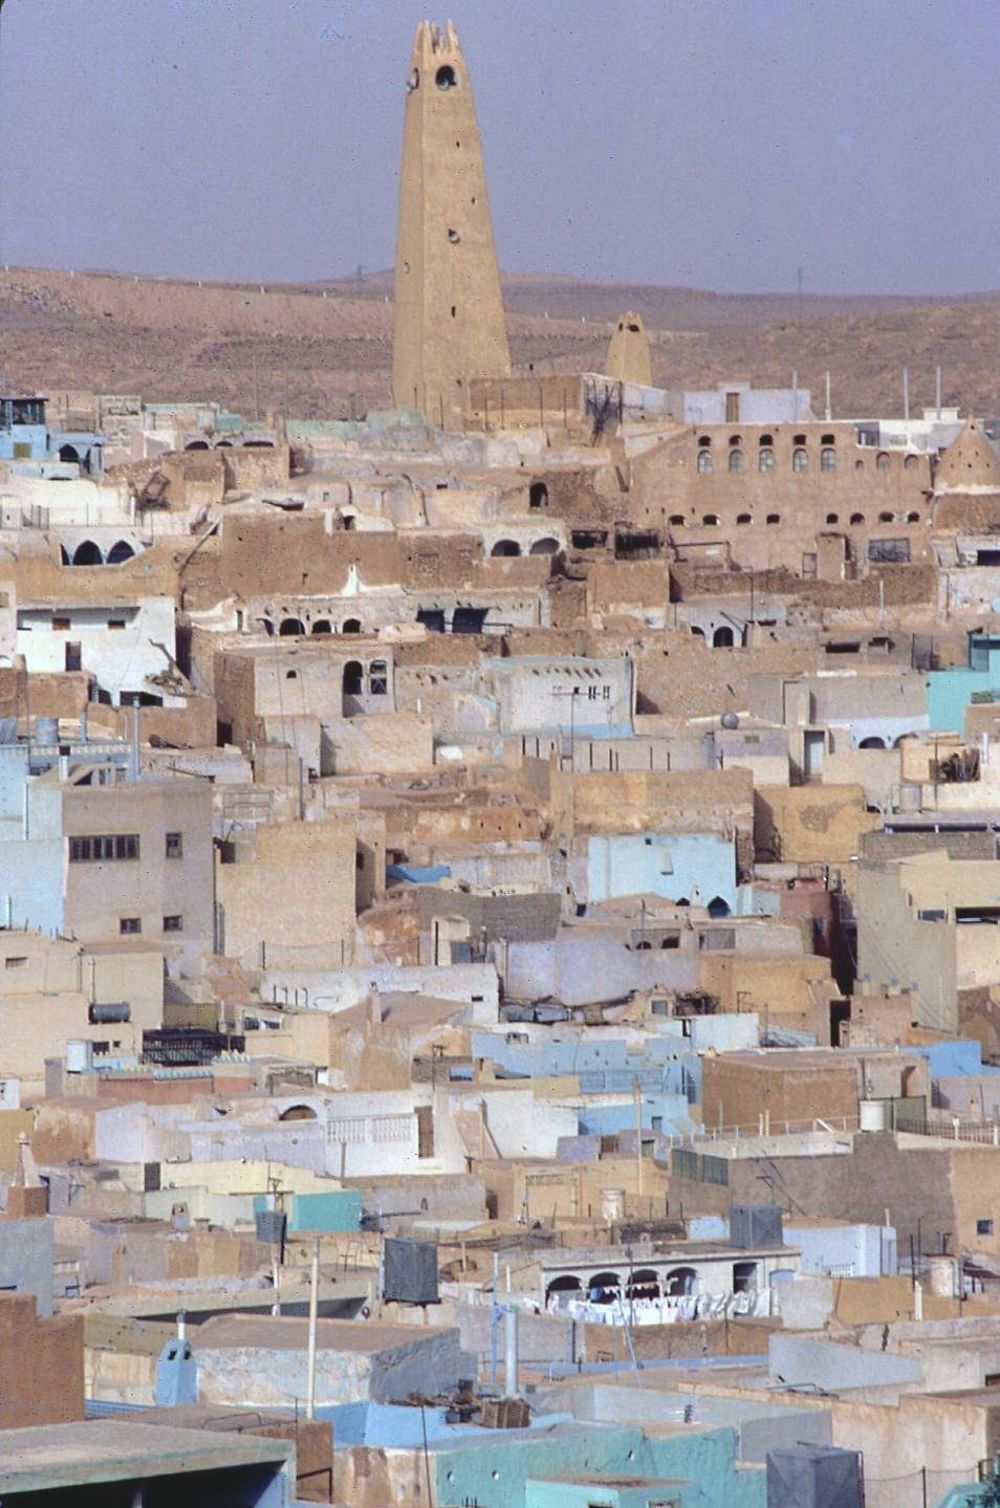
[435,1423,765,1508]
[926,670,1000,732]
[289,1190,362,1232]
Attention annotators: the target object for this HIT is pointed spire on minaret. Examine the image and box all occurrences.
[391,20,510,428]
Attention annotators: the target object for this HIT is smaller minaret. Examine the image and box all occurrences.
[605,311,652,387]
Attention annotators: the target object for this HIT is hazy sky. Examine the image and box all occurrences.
[1,0,998,294]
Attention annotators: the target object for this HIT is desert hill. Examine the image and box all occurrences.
[1,264,998,423]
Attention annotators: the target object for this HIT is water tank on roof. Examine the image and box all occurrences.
[859,1099,888,1132]
[767,1444,863,1508]
[720,711,740,730]
[88,1002,131,1025]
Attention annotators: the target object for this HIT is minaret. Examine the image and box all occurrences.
[391,21,510,428]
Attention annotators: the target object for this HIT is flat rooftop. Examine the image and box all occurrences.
[0,1420,291,1494]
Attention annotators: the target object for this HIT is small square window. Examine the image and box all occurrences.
[978,1218,994,1236]
[163,915,183,933]
[119,917,142,935]
[165,832,183,859]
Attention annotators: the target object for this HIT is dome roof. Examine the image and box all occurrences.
[933,419,1000,494]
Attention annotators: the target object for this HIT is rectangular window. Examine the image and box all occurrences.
[369,660,388,696]
[163,915,183,933]
[69,833,139,863]
[165,832,183,859]
[119,917,142,935]
[978,1218,994,1236]
[65,642,82,672]
[107,619,126,630]
[4,957,27,970]
[52,617,71,632]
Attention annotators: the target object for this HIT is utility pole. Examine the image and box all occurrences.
[306,1237,319,1419]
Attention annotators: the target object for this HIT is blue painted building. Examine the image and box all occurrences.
[0,396,47,461]
[586,833,736,913]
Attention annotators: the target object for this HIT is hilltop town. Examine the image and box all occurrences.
[1,17,1000,1508]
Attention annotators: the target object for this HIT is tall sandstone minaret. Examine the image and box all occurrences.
[391,21,510,427]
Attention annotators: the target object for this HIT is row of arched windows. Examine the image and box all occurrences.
[260,616,362,637]
[695,433,919,475]
[670,509,922,529]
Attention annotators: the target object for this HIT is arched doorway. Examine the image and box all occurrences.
[279,618,304,637]
[491,540,520,557]
[529,537,559,556]
[106,540,135,565]
[712,625,735,648]
[587,1271,622,1304]
[72,540,102,565]
[545,1275,582,1308]
[707,896,731,918]
[311,620,332,635]
[664,1267,697,1296]
[343,661,364,714]
[858,736,886,750]
[185,440,210,450]
[58,444,80,464]
[626,1269,661,1301]
[341,618,362,634]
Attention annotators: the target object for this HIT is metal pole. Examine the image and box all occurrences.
[825,370,832,422]
[634,1078,644,1198]
[903,366,910,422]
[306,1237,319,1418]
[935,366,942,420]
[504,1304,519,1397]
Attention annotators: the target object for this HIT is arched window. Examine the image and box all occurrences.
[859,736,886,750]
[736,512,752,525]
[341,618,361,634]
[728,448,744,474]
[759,433,773,446]
[850,512,865,525]
[58,444,80,464]
[708,895,731,917]
[185,439,209,451]
[904,454,919,471]
[792,447,808,473]
[713,626,734,647]
[106,540,135,564]
[876,451,890,470]
[311,620,332,635]
[72,540,103,565]
[697,449,713,474]
[343,661,364,697]
[702,513,720,527]
[491,539,520,557]
[820,447,836,472]
[906,511,920,524]
[793,433,807,445]
[669,514,686,527]
[758,447,775,473]
[826,513,839,525]
[729,434,742,448]
[529,537,559,555]
[279,617,304,637]
[821,433,836,446]
[436,64,457,89]
[878,511,894,523]
[855,458,865,472]
[529,481,548,509]
[766,513,781,525]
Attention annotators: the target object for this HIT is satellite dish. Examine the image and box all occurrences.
[720,712,740,730]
